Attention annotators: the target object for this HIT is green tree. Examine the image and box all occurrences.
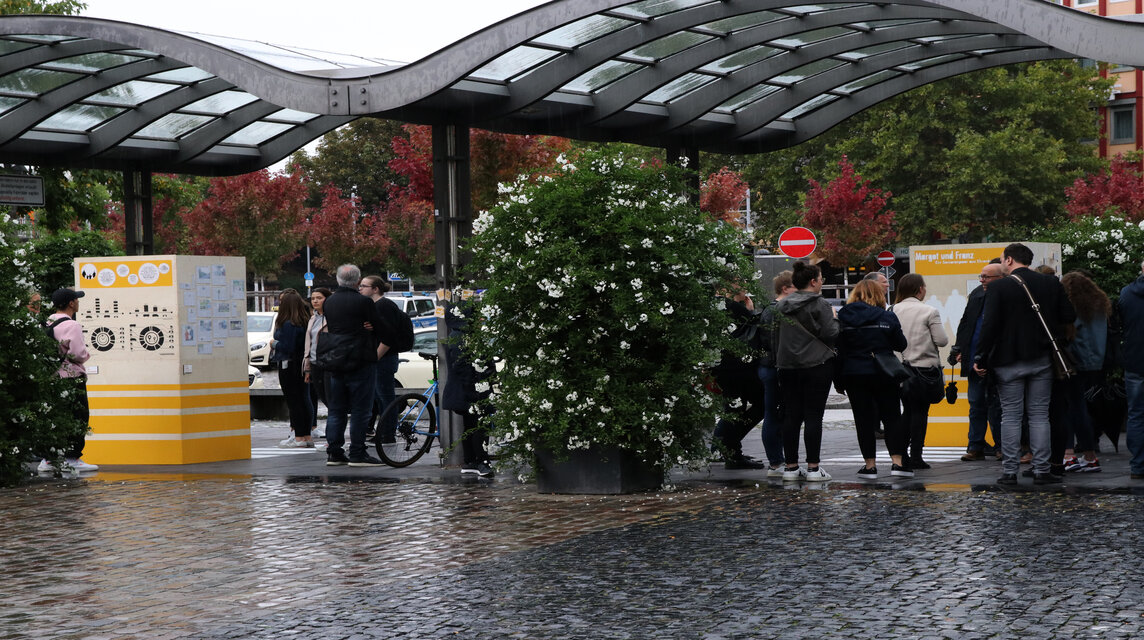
[710,61,1112,246]
[0,0,84,15]
[289,119,407,211]
[26,229,123,294]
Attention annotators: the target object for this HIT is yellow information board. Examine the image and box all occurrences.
[76,255,250,465]
[908,242,1061,447]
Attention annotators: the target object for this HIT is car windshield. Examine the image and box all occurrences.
[411,331,436,353]
[247,315,273,332]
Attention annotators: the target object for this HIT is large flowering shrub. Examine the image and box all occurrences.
[1037,214,1144,297]
[0,214,87,486]
[463,149,758,473]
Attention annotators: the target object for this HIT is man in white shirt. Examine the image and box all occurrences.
[38,288,98,474]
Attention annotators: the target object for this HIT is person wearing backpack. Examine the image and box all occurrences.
[38,288,98,474]
[360,274,414,444]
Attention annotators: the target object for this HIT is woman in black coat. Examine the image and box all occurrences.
[441,300,496,477]
[837,279,908,478]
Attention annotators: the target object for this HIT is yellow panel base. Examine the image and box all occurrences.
[84,435,250,465]
[923,396,996,448]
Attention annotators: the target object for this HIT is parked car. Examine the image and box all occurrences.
[394,327,439,390]
[385,291,438,328]
[248,365,263,389]
[247,311,276,368]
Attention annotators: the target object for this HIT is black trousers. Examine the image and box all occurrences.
[900,383,932,462]
[712,368,767,457]
[308,366,327,428]
[278,359,313,438]
[844,375,902,460]
[779,362,834,465]
[458,409,489,465]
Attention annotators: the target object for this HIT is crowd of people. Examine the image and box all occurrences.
[713,242,1142,486]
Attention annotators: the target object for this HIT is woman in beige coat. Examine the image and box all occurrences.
[893,273,949,470]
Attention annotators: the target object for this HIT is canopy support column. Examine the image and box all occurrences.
[432,123,472,469]
[122,170,153,255]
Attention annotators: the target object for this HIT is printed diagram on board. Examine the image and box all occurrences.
[80,296,176,355]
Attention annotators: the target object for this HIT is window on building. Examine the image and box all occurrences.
[1111,106,1135,144]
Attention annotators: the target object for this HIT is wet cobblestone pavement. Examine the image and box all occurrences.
[5,474,1144,639]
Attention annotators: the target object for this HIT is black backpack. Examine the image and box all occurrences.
[378,297,415,353]
[43,316,69,363]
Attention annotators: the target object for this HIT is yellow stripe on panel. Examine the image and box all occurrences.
[88,393,248,410]
[90,411,249,435]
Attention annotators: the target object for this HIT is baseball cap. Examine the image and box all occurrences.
[50,288,85,309]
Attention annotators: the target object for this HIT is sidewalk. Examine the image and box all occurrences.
[63,409,1144,493]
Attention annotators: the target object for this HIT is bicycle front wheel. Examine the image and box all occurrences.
[376,393,437,467]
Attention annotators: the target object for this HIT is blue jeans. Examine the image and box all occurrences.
[995,356,1052,475]
[757,364,784,466]
[1125,372,1144,475]
[375,353,399,439]
[326,364,377,458]
[966,373,1001,452]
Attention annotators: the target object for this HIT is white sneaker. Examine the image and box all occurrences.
[805,467,832,482]
[277,436,296,448]
[782,466,805,482]
[766,466,785,478]
[312,428,326,439]
[66,458,99,472]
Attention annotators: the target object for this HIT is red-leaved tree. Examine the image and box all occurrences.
[700,167,749,225]
[304,185,389,270]
[1065,153,1144,222]
[801,155,895,267]
[184,169,311,284]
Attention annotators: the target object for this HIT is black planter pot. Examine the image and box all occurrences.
[534,444,663,494]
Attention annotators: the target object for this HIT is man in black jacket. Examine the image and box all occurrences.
[974,244,1075,485]
[322,264,386,467]
[951,260,1003,461]
[1119,261,1144,480]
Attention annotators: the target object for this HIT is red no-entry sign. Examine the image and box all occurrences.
[876,251,895,267]
[778,226,817,259]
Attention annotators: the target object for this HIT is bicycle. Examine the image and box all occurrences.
[375,351,440,467]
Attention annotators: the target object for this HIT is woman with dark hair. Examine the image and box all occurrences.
[892,272,948,470]
[303,287,333,439]
[1060,271,1110,473]
[838,279,907,478]
[272,290,315,447]
[775,261,839,482]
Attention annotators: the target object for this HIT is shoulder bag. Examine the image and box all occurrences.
[1009,273,1077,380]
[872,350,911,382]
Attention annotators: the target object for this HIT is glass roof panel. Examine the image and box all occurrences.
[627,31,713,62]
[532,14,635,48]
[699,45,782,73]
[146,67,215,84]
[266,108,321,124]
[781,93,839,119]
[561,60,644,93]
[37,104,127,132]
[851,18,932,30]
[899,53,967,71]
[915,34,978,44]
[718,83,781,112]
[6,34,80,43]
[617,0,716,18]
[181,91,260,115]
[702,11,785,34]
[0,95,25,115]
[782,4,865,16]
[769,59,847,85]
[643,73,717,103]
[835,41,915,61]
[834,68,902,94]
[769,26,854,48]
[221,121,293,146]
[0,39,37,55]
[134,112,213,140]
[468,46,560,82]
[41,52,141,73]
[88,80,181,106]
[0,68,81,96]
[182,32,389,71]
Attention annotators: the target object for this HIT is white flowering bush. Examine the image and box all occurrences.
[463,148,758,474]
[1037,214,1144,297]
[0,213,86,486]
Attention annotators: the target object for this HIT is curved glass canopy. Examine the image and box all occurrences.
[0,0,1141,175]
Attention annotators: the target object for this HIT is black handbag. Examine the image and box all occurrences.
[872,351,910,382]
[312,330,372,373]
[904,364,945,404]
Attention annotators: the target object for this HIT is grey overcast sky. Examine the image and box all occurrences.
[82,0,546,63]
